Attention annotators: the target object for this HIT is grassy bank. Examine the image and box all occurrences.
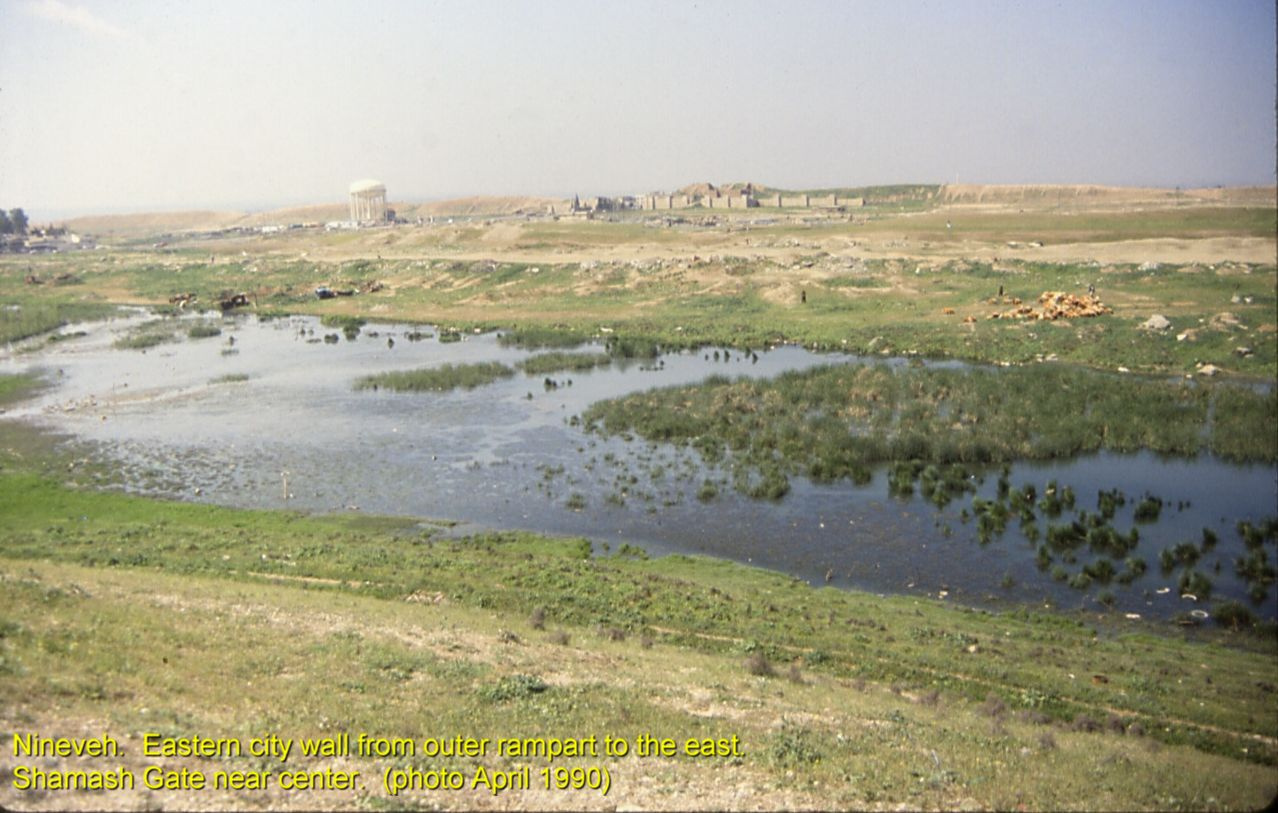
[0,299,120,345]
[1,472,1276,810]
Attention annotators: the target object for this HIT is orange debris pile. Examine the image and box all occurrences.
[989,291,1111,321]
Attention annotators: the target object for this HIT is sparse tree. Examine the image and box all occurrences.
[8,208,28,235]
[0,210,11,235]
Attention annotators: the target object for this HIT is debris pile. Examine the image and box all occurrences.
[218,292,251,311]
[989,291,1112,321]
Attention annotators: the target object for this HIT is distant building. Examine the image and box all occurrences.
[349,179,388,223]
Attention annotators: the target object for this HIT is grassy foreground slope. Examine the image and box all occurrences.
[1,470,1276,810]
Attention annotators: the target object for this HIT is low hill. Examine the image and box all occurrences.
[407,195,567,217]
[64,209,244,236]
[939,184,1277,209]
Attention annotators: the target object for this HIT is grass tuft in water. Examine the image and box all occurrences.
[354,362,514,392]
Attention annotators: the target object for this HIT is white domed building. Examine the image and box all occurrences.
[348,179,387,223]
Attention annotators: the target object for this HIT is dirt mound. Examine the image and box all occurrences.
[237,203,347,226]
[65,210,244,236]
[940,184,1276,209]
[409,196,567,217]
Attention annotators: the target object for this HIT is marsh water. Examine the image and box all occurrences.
[4,309,1275,620]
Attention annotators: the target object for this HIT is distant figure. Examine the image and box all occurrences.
[1088,283,1096,296]
[801,289,807,304]
[946,220,952,231]
[387,336,395,349]
[998,284,1004,297]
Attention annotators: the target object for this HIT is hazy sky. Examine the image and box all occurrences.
[2,0,1275,218]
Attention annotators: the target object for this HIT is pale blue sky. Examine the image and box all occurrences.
[1,0,1274,218]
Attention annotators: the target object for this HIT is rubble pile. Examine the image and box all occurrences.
[989,291,1112,321]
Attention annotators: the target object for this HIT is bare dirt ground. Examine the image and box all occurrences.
[243,227,1275,268]
[939,183,1276,210]
[71,184,1275,274]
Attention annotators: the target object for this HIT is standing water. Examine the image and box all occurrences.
[3,310,1274,620]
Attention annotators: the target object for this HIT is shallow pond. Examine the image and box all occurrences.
[4,310,1275,620]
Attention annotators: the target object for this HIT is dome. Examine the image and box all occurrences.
[349,179,386,194]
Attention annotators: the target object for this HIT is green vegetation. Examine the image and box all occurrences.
[0,300,118,344]
[112,320,180,350]
[518,351,612,375]
[0,371,42,407]
[320,313,365,340]
[499,327,591,350]
[354,361,515,392]
[582,364,1276,499]
[186,322,223,339]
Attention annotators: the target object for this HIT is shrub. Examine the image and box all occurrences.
[768,723,822,768]
[979,693,1006,719]
[1213,601,1257,630]
[744,652,775,677]
[478,674,548,702]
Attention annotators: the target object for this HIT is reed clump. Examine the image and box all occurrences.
[354,361,514,392]
[582,363,1276,500]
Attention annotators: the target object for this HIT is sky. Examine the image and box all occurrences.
[1,0,1275,219]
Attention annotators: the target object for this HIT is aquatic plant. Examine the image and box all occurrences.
[498,327,589,349]
[187,323,222,339]
[518,351,612,375]
[113,321,179,350]
[1116,556,1147,585]
[1178,569,1213,600]
[354,362,515,392]
[1213,601,1258,630]
[581,362,1272,502]
[1096,488,1126,521]
[1133,495,1164,524]
[320,314,365,340]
